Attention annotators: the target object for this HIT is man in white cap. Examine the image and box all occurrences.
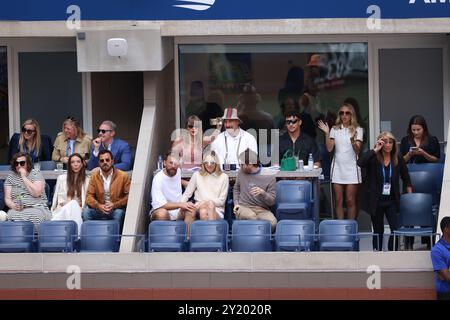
[210,107,258,170]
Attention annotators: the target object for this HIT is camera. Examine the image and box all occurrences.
[210,118,223,127]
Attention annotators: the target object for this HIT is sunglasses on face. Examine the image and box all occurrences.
[97,129,112,134]
[22,128,35,134]
[339,111,352,116]
[187,125,199,129]
[203,161,216,166]
[99,158,111,163]
[15,160,26,166]
[285,119,299,125]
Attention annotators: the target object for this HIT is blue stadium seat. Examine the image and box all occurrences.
[80,220,120,252]
[275,180,313,221]
[231,220,272,252]
[0,165,9,171]
[408,171,438,206]
[274,220,315,251]
[148,221,187,252]
[319,220,359,251]
[189,220,229,252]
[394,193,434,240]
[407,163,444,200]
[0,221,35,253]
[39,161,56,171]
[38,220,78,252]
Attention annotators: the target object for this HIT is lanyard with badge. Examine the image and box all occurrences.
[381,162,392,196]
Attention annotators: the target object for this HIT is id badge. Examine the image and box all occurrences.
[382,183,391,195]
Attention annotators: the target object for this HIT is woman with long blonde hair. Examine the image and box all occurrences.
[357,131,412,251]
[180,151,229,227]
[318,102,363,220]
[8,119,52,163]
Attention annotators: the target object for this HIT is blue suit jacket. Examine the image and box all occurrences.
[8,133,53,163]
[87,138,133,171]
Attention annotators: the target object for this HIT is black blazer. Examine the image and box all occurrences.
[357,150,411,216]
[7,133,53,163]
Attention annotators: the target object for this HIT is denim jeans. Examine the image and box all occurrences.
[82,207,125,232]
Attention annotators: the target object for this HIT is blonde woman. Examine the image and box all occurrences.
[180,151,229,222]
[357,131,412,251]
[318,103,363,220]
[52,117,92,164]
[8,119,52,163]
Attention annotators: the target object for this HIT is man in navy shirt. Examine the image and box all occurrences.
[431,216,450,300]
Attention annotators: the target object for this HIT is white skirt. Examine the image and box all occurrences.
[51,200,83,235]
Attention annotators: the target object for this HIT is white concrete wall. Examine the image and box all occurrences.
[120,61,175,252]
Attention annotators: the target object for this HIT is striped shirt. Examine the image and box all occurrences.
[5,169,48,208]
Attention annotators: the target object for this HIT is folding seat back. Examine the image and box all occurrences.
[38,220,78,252]
[408,171,438,205]
[275,220,315,251]
[398,193,434,228]
[148,221,186,252]
[275,180,312,220]
[231,220,272,252]
[189,220,229,252]
[0,221,34,252]
[80,220,120,252]
[319,220,358,251]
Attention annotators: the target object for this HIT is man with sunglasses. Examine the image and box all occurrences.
[87,120,133,171]
[83,150,131,232]
[279,109,320,168]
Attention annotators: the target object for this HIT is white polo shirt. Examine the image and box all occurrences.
[211,129,258,167]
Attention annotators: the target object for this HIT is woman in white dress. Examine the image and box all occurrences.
[318,103,363,220]
[51,153,90,233]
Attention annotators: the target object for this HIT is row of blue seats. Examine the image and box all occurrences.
[0,220,121,253]
[0,191,436,253]
[146,219,359,252]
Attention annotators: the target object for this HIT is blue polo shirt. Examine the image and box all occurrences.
[431,238,450,293]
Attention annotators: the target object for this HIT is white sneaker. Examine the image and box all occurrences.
[0,210,7,222]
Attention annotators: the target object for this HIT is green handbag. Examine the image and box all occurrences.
[280,149,297,171]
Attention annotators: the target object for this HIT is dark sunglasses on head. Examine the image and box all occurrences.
[339,111,352,116]
[97,129,113,134]
[21,128,35,134]
[15,160,26,166]
[285,119,299,125]
[99,158,111,163]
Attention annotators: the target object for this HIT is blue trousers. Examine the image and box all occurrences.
[82,207,125,232]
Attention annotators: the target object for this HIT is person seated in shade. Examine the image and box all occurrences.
[233,149,277,232]
[87,120,133,171]
[52,117,92,164]
[180,151,229,221]
[8,119,53,164]
[150,151,197,232]
[83,150,131,232]
[2,152,51,230]
[51,153,90,233]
